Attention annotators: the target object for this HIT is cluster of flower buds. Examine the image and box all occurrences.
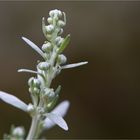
[42,9,66,43]
[28,77,41,95]
[12,126,25,138]
[4,126,25,140]
[41,9,68,67]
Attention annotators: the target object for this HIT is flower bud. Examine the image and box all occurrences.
[57,54,67,65]
[49,9,62,20]
[33,78,41,87]
[28,77,40,88]
[12,127,25,137]
[38,62,50,70]
[57,20,65,27]
[33,87,40,93]
[47,17,53,24]
[46,25,54,34]
[46,34,52,40]
[58,10,62,18]
[49,10,54,17]
[44,88,55,99]
[42,42,52,52]
[53,16,59,22]
[55,36,64,46]
[53,9,61,17]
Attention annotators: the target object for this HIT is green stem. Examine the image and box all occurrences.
[26,31,58,140]
[26,115,39,140]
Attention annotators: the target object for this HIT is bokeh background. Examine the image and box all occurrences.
[0,1,140,139]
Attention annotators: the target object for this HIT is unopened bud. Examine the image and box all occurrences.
[53,9,61,17]
[47,17,53,24]
[57,20,65,27]
[33,78,41,87]
[44,88,55,99]
[28,77,40,88]
[46,25,54,33]
[57,54,67,65]
[42,42,52,52]
[12,127,25,137]
[49,10,54,17]
[46,34,52,40]
[54,16,59,21]
[33,87,40,93]
[38,62,50,70]
[58,10,62,18]
[55,36,64,46]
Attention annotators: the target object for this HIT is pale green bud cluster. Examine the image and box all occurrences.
[28,77,41,94]
[42,9,66,42]
[4,126,25,140]
[12,127,25,137]
[27,9,68,114]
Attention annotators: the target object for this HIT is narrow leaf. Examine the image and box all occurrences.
[46,85,61,111]
[44,100,70,130]
[46,94,59,112]
[22,37,44,58]
[58,34,70,54]
[55,85,61,95]
[18,69,39,74]
[42,17,47,38]
[61,61,88,69]
[52,100,70,116]
[0,91,27,111]
[63,12,66,24]
[47,113,68,131]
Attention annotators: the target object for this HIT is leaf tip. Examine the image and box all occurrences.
[83,61,88,65]
[21,36,25,40]
[17,69,22,72]
[42,17,44,19]
[67,34,70,37]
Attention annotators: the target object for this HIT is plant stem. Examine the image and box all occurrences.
[26,54,57,140]
[26,114,39,140]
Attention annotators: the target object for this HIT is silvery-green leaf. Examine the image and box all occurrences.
[61,61,88,69]
[42,17,47,38]
[47,113,68,131]
[63,12,66,24]
[22,37,44,58]
[18,69,39,74]
[58,34,70,54]
[44,100,70,130]
[46,94,59,112]
[0,91,27,111]
[55,85,61,95]
[46,85,61,111]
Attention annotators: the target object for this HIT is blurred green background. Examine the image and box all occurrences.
[0,1,140,139]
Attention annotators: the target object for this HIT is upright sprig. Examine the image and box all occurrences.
[0,9,88,140]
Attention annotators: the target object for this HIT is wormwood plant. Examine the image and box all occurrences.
[0,9,87,140]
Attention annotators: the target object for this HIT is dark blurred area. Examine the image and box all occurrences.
[0,1,140,139]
